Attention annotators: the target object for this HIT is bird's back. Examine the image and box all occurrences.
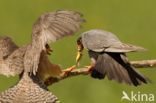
[81,29,146,53]
[81,29,122,52]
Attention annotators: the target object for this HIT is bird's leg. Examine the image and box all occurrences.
[45,44,53,55]
[76,41,84,66]
[85,65,94,74]
[62,65,76,76]
[76,51,83,66]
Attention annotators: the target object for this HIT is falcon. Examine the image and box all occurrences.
[24,10,85,76]
[0,72,59,103]
[0,10,84,102]
[76,29,148,86]
[0,10,85,83]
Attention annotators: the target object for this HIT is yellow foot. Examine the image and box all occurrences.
[62,65,76,76]
[85,65,94,73]
[45,44,53,55]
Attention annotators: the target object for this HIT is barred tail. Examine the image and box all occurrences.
[0,73,59,103]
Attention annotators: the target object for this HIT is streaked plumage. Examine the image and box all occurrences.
[0,72,59,103]
[76,29,148,86]
[0,10,84,103]
[0,37,60,102]
[0,36,25,77]
[0,10,84,78]
[0,36,62,80]
[24,10,85,75]
[0,36,18,59]
[0,10,84,102]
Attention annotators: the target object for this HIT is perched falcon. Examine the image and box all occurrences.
[76,29,148,86]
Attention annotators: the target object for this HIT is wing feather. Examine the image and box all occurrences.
[105,43,147,53]
[0,37,26,77]
[24,10,85,75]
[0,36,18,59]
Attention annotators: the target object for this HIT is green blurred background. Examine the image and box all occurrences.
[0,0,156,103]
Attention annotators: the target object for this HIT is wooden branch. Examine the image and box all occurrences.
[45,59,156,86]
[130,59,156,68]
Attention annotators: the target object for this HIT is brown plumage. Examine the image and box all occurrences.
[0,73,59,103]
[0,36,62,80]
[0,10,84,79]
[24,10,85,75]
[0,10,85,102]
[0,37,60,102]
[0,36,25,77]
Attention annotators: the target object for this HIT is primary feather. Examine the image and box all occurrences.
[24,10,85,75]
[0,36,25,77]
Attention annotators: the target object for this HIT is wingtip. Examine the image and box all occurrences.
[135,46,148,52]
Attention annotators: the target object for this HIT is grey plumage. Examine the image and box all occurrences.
[79,29,148,86]
[81,29,146,52]
[0,73,59,103]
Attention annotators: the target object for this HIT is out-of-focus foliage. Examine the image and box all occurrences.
[0,0,155,103]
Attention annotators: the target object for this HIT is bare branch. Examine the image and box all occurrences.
[130,59,156,68]
[45,68,89,86]
[46,59,156,86]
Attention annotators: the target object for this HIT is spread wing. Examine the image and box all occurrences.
[0,36,25,77]
[24,10,85,75]
[0,36,18,59]
[0,47,26,77]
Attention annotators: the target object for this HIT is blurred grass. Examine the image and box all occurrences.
[0,0,156,103]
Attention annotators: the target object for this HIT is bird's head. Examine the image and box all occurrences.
[76,37,84,66]
[45,44,53,55]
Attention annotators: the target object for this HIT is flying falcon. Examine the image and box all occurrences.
[0,10,84,102]
[0,37,59,102]
[24,10,85,76]
[0,10,84,82]
[0,72,59,103]
[76,29,148,86]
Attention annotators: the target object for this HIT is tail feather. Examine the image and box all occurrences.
[91,69,104,79]
[91,52,148,86]
[0,73,59,103]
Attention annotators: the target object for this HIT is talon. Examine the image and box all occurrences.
[85,65,94,73]
[62,65,76,76]
[45,44,53,55]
